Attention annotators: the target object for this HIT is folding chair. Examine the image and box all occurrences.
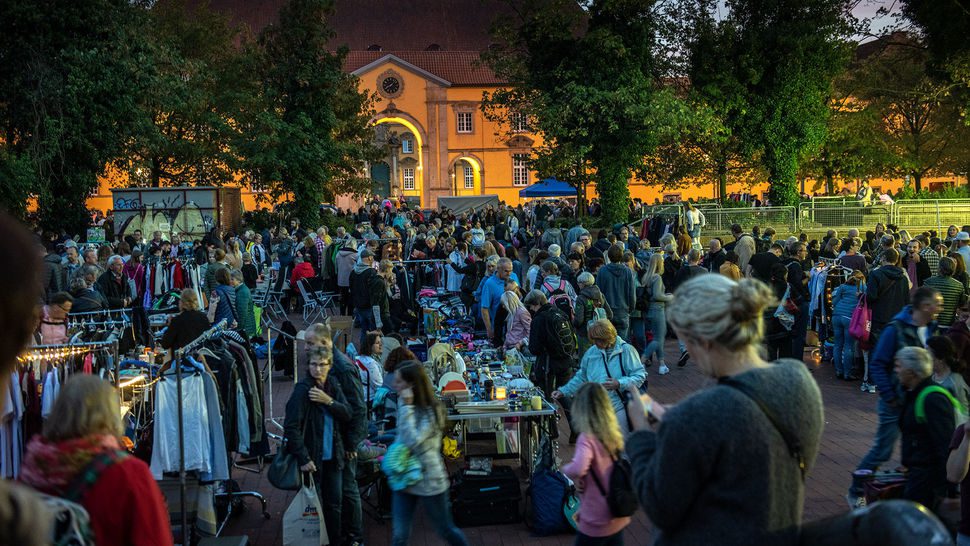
[297,279,324,325]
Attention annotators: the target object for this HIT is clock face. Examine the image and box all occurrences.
[381,77,401,96]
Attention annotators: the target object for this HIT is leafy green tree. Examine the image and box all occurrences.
[484,0,687,225]
[852,35,969,192]
[0,0,150,233]
[901,0,970,117]
[122,0,255,188]
[725,0,855,206]
[243,0,379,227]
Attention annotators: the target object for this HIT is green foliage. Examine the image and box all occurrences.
[896,183,970,201]
[244,0,381,227]
[901,0,970,118]
[0,0,151,233]
[484,0,687,226]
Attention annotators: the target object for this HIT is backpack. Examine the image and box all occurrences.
[544,307,577,360]
[589,453,639,518]
[526,436,578,535]
[584,295,608,325]
[543,280,574,321]
[754,236,770,254]
[915,385,968,424]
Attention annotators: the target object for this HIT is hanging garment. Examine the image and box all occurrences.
[150,372,212,479]
[199,371,230,482]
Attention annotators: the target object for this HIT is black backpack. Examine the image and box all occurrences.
[589,454,639,518]
[544,307,577,360]
[543,279,574,321]
[754,236,770,254]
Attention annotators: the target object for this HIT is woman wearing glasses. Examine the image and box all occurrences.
[283,345,351,542]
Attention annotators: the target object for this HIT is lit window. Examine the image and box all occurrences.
[401,137,412,154]
[402,168,415,190]
[457,111,473,133]
[464,165,475,189]
[512,155,528,186]
[511,112,528,133]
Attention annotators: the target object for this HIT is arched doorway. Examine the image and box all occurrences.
[371,116,426,204]
[370,162,391,197]
[450,155,482,196]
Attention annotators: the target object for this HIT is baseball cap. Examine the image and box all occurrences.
[360,248,376,258]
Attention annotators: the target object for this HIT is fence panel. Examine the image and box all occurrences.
[894,200,970,233]
[797,202,892,234]
[702,206,796,237]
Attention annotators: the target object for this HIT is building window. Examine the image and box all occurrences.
[464,164,475,189]
[401,137,413,154]
[402,168,415,190]
[511,111,528,133]
[456,111,473,133]
[512,155,529,186]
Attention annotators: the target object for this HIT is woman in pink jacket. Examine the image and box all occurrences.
[562,382,630,545]
[501,290,532,351]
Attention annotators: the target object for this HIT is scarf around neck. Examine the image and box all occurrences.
[20,434,122,496]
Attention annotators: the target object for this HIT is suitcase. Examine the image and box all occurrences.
[451,466,522,527]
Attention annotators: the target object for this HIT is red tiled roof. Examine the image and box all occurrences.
[345,51,504,86]
[202,0,510,52]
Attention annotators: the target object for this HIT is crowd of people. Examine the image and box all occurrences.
[15,193,970,545]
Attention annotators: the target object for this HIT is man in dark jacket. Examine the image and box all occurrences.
[526,290,576,440]
[596,244,637,339]
[848,286,943,507]
[703,239,727,273]
[868,248,911,339]
[349,249,379,347]
[94,255,132,309]
[42,242,65,302]
[896,346,954,514]
[783,242,811,360]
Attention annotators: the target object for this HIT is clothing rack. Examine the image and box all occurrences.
[173,319,228,543]
[264,325,299,432]
[19,340,120,385]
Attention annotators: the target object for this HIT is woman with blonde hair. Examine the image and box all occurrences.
[562,382,631,545]
[625,275,823,545]
[642,253,673,374]
[226,239,243,271]
[21,376,169,546]
[502,290,532,350]
[160,288,210,355]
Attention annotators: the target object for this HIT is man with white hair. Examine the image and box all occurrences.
[548,244,568,273]
[896,346,955,515]
[703,238,726,273]
[94,255,132,308]
[956,232,970,272]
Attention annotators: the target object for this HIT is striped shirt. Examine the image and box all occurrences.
[925,275,967,327]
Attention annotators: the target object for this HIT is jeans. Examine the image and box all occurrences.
[611,315,630,341]
[957,533,970,546]
[354,309,376,349]
[643,305,666,364]
[392,491,468,546]
[314,459,343,543]
[904,465,946,514]
[536,358,574,438]
[850,397,902,496]
[576,530,624,546]
[791,302,810,361]
[341,458,362,544]
[629,317,646,354]
[832,315,854,377]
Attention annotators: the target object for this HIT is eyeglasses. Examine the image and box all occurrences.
[308,362,331,369]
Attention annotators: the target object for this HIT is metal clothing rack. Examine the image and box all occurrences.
[20,340,121,386]
[264,325,299,432]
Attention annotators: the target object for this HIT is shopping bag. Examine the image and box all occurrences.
[283,475,328,545]
[849,293,872,344]
[773,286,795,331]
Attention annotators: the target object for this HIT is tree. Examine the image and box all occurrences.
[853,35,970,192]
[901,0,970,117]
[121,0,256,188]
[243,0,379,227]
[484,0,687,225]
[0,0,150,233]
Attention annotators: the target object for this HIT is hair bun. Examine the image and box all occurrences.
[730,279,774,321]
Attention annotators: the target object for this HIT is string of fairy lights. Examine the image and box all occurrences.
[17,344,99,363]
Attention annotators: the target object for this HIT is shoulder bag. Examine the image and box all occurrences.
[269,413,309,491]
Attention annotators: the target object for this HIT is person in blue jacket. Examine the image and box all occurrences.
[848,286,943,508]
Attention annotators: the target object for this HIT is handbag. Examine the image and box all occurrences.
[774,286,795,331]
[268,416,309,491]
[849,291,872,344]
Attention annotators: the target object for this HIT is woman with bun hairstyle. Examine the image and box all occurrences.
[625,275,824,546]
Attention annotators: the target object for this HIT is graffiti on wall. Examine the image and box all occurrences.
[116,203,214,241]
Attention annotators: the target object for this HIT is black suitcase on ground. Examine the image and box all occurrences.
[451,466,522,527]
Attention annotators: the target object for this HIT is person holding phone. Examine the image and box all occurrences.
[624,275,823,545]
[390,362,468,546]
[283,345,351,542]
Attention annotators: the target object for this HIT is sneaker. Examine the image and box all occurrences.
[658,364,670,375]
[846,494,867,510]
[677,351,689,367]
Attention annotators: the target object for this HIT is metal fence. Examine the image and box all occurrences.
[702,206,797,237]
[797,201,893,235]
[893,200,970,233]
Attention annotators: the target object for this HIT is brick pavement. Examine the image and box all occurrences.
[221,338,894,545]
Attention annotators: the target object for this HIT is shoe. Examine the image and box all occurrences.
[846,494,867,510]
[641,355,652,368]
[658,364,670,375]
[835,373,844,380]
[844,374,859,381]
[677,352,689,367]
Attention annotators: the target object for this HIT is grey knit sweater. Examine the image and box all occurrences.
[627,358,823,546]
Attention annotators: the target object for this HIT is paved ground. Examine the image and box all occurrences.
[222,336,892,545]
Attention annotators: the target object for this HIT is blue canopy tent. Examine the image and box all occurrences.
[518,177,577,198]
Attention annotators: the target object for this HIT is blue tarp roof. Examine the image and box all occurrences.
[518,177,577,198]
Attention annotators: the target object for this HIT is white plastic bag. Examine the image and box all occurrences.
[283,475,328,545]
